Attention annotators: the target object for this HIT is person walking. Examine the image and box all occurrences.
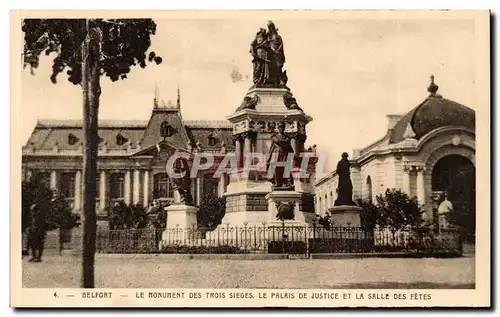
[27,203,47,262]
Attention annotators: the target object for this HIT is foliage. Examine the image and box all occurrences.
[146,200,170,230]
[22,176,80,232]
[267,241,307,254]
[22,19,162,84]
[48,194,81,230]
[357,199,380,231]
[375,189,424,230]
[316,213,332,230]
[107,201,149,230]
[197,195,226,231]
[158,245,249,254]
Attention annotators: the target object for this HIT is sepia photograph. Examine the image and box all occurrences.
[10,10,490,308]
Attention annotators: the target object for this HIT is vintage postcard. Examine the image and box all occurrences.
[10,10,490,308]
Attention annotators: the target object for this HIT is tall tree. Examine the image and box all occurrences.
[22,18,162,287]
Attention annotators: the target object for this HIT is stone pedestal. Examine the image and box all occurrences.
[266,190,316,226]
[220,169,271,227]
[162,203,199,244]
[164,204,198,229]
[328,205,363,227]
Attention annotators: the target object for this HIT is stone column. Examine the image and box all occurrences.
[124,170,131,204]
[133,170,140,204]
[50,171,58,191]
[219,173,226,196]
[196,177,202,205]
[416,166,426,205]
[402,165,411,196]
[143,170,149,206]
[243,133,252,168]
[99,170,107,212]
[234,135,243,169]
[74,170,82,211]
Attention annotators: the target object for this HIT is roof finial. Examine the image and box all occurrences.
[427,74,439,95]
[176,85,181,109]
[154,82,159,108]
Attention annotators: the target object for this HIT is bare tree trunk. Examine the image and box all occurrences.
[81,20,101,288]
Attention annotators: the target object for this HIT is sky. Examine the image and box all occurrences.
[18,15,479,171]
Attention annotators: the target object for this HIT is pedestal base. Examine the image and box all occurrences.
[328,205,363,227]
[266,190,315,225]
[165,204,198,229]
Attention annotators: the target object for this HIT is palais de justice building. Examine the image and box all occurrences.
[21,91,236,215]
[315,76,476,225]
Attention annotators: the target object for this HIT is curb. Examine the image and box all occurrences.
[91,253,290,260]
[54,252,468,260]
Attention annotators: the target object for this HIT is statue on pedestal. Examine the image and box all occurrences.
[250,21,288,87]
[334,152,355,206]
[266,122,294,190]
[171,155,194,206]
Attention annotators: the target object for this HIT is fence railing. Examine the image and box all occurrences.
[46,224,463,256]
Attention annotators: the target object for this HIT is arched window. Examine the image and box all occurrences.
[318,197,322,214]
[366,176,373,202]
[324,194,328,211]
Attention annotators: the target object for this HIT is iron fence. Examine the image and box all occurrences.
[45,224,463,256]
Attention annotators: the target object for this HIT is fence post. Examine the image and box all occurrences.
[281,220,285,254]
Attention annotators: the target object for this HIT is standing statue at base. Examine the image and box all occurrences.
[171,155,194,206]
[334,152,355,206]
[266,122,294,190]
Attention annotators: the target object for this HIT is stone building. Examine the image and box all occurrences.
[315,76,476,226]
[21,89,235,217]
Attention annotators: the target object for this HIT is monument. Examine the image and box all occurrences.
[328,152,363,226]
[222,20,317,228]
[163,154,198,234]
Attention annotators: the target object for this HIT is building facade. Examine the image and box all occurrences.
[22,92,235,216]
[315,76,476,225]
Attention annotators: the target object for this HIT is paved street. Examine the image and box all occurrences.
[22,254,475,289]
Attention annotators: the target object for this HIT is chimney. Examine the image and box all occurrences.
[386,114,403,131]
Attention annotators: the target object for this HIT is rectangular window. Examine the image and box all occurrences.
[202,174,219,198]
[153,173,174,199]
[59,172,76,199]
[109,173,124,200]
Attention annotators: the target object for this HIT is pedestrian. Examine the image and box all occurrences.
[26,204,38,262]
[27,203,47,262]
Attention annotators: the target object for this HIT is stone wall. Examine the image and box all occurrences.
[225,193,268,213]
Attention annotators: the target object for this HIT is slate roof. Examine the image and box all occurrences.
[24,111,235,154]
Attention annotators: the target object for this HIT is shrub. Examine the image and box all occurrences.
[197,195,226,232]
[375,189,424,230]
[107,201,150,230]
[267,241,307,254]
[22,176,80,233]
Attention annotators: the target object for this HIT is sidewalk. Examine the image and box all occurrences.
[22,253,475,289]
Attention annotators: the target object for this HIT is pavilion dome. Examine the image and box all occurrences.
[389,75,475,144]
